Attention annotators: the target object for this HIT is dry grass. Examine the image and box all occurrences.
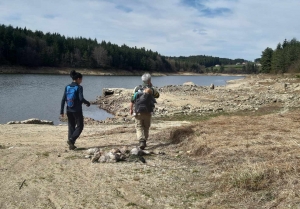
[169,125,195,144]
[151,109,300,208]
[2,109,300,208]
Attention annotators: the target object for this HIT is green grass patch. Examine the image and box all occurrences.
[155,112,228,122]
[229,169,269,191]
[64,155,83,160]
[38,175,55,182]
[126,202,138,207]
[36,152,50,157]
[155,104,290,123]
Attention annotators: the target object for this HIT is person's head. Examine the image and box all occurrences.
[143,88,153,95]
[141,73,151,85]
[70,70,83,84]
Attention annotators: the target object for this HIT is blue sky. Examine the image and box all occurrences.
[1,0,300,61]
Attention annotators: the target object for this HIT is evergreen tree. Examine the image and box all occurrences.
[260,47,273,73]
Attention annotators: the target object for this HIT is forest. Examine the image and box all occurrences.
[260,38,300,74]
[0,24,254,73]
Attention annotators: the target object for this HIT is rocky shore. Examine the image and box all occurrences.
[91,75,300,123]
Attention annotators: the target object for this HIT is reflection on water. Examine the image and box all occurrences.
[0,74,243,124]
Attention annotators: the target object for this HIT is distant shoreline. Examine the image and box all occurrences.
[0,66,247,77]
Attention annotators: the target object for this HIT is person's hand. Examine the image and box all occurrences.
[60,114,64,118]
[86,104,90,107]
[130,109,133,115]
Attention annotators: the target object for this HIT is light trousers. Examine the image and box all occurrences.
[135,113,151,142]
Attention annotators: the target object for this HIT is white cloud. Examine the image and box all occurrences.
[0,0,300,60]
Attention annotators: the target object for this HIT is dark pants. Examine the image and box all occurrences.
[67,111,84,144]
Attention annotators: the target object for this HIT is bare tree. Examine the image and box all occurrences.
[92,46,109,67]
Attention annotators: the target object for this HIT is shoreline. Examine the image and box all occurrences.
[0,70,246,125]
[92,74,300,125]
[0,66,247,77]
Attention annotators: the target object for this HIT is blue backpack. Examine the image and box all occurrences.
[66,85,78,107]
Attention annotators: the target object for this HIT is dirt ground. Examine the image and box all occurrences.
[2,75,300,208]
[0,121,195,209]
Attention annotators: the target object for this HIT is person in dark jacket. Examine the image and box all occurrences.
[60,70,90,150]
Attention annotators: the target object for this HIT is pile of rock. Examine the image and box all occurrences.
[7,118,54,125]
[92,77,300,123]
[86,146,151,163]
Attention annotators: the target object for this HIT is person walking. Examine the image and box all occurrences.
[60,70,90,150]
[130,73,160,149]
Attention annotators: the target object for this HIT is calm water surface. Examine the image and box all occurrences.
[0,74,243,124]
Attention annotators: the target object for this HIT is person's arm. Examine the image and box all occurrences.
[78,86,90,106]
[130,92,138,115]
[60,87,66,116]
[130,102,134,115]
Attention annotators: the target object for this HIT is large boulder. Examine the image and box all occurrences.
[102,89,114,96]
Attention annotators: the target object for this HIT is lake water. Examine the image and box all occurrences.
[0,74,243,124]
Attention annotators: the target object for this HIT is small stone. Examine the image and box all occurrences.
[183,82,195,86]
[118,153,127,161]
[130,147,143,156]
[87,148,100,155]
[110,148,121,154]
[120,146,130,154]
[106,152,118,162]
[58,154,61,157]
[99,155,107,163]
[91,152,101,163]
[142,150,151,155]
[133,176,140,181]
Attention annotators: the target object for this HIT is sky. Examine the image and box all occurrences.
[0,0,300,61]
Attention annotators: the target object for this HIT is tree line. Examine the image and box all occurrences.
[260,38,300,74]
[0,24,250,73]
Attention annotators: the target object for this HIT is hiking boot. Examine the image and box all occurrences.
[139,141,147,150]
[67,140,77,150]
